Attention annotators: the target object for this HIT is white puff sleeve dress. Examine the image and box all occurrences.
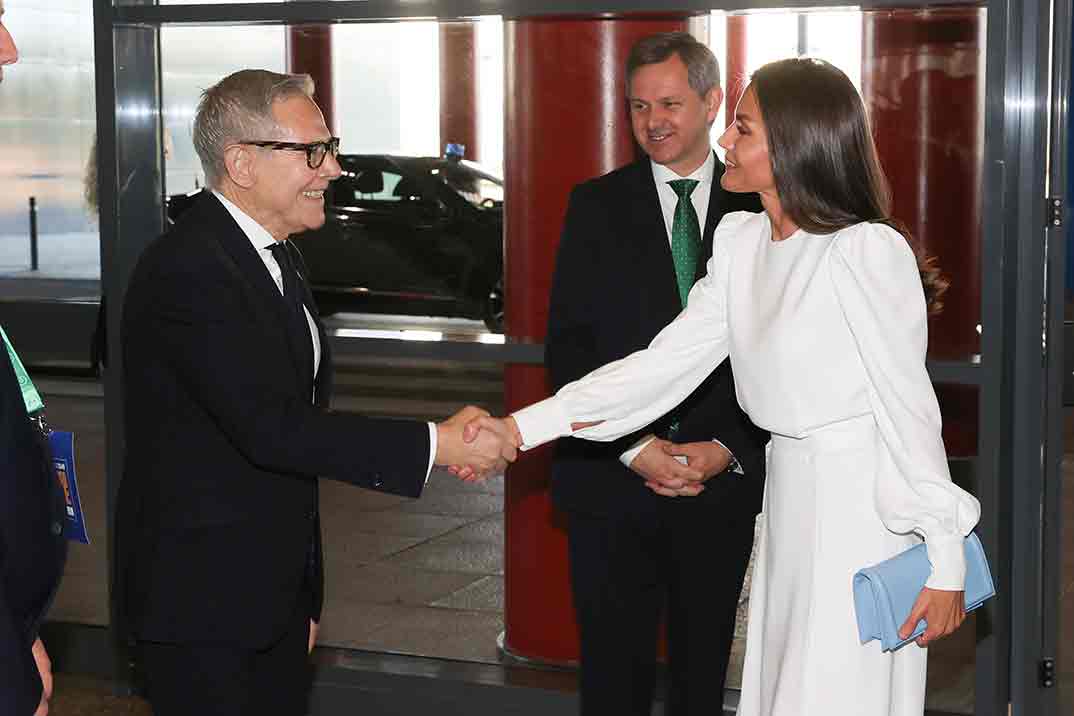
[512,211,981,716]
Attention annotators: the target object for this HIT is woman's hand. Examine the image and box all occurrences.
[899,587,966,647]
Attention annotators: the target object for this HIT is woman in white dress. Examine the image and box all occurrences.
[464,57,981,715]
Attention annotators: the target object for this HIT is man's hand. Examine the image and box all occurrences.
[898,587,966,647]
[664,441,733,479]
[632,438,704,497]
[638,440,733,497]
[450,416,523,481]
[308,619,319,655]
[32,637,51,716]
[436,407,518,480]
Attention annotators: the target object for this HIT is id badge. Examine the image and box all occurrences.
[48,431,90,544]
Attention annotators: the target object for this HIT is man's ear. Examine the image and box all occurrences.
[705,86,724,125]
[223,144,257,189]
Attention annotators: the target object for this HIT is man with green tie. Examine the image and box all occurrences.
[544,32,768,716]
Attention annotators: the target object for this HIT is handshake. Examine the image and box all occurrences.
[433,406,522,480]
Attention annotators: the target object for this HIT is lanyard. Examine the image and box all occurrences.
[1,326,44,415]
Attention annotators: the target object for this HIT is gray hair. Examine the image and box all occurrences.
[625,32,722,99]
[193,69,315,188]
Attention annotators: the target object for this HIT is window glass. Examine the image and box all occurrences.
[707,8,981,365]
[161,26,287,195]
[331,19,504,173]
[438,162,504,207]
[0,0,97,285]
[107,13,991,700]
[333,22,440,158]
[346,169,404,202]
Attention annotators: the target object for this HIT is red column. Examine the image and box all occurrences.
[502,14,694,664]
[725,15,749,128]
[862,8,985,456]
[288,26,335,134]
[439,22,479,161]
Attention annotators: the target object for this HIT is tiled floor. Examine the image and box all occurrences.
[49,675,151,716]
[317,470,507,662]
[35,389,1074,715]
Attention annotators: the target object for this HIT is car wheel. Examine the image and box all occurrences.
[484,278,504,333]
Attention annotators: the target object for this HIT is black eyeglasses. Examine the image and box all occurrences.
[239,137,340,169]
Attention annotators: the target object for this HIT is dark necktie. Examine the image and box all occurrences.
[268,241,314,392]
[667,178,701,307]
[268,241,303,313]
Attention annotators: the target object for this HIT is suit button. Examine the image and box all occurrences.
[373,474,384,488]
[51,521,64,536]
[306,511,315,520]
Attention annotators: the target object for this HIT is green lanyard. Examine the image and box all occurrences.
[1,326,45,415]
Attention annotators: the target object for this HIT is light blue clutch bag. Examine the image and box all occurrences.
[852,532,996,652]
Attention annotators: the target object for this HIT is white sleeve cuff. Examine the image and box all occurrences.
[511,397,574,451]
[619,434,657,468]
[424,422,437,485]
[711,438,743,474]
[923,533,967,590]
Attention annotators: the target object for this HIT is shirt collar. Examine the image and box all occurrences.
[650,150,715,187]
[212,189,282,253]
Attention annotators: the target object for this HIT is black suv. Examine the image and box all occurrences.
[168,154,505,331]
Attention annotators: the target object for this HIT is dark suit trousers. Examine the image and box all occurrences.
[138,604,312,716]
[566,498,756,716]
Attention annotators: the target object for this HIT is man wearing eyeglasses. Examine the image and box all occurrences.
[115,69,517,715]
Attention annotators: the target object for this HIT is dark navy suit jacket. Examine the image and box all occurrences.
[0,338,66,715]
[115,192,430,651]
[546,155,769,517]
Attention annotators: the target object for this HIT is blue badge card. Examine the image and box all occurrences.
[48,431,90,544]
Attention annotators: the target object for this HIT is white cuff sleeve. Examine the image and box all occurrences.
[619,434,657,468]
[712,439,743,474]
[512,397,574,451]
[425,422,437,485]
[923,533,967,590]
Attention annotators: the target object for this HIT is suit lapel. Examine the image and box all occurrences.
[290,242,333,407]
[631,152,732,292]
[625,160,683,315]
[198,193,310,387]
[700,156,728,267]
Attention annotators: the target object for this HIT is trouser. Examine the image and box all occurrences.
[138,606,313,716]
[566,502,756,716]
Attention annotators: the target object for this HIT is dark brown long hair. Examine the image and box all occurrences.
[750,58,947,314]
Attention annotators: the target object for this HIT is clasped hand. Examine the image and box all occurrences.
[630,437,733,497]
[436,407,521,480]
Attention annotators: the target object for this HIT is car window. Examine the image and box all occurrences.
[336,169,433,206]
[434,164,503,208]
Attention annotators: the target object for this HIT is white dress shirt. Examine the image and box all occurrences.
[213,191,322,377]
[617,153,739,472]
[653,151,714,243]
[212,191,438,479]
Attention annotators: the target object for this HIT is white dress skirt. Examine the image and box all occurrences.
[737,417,925,716]
[513,211,982,716]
